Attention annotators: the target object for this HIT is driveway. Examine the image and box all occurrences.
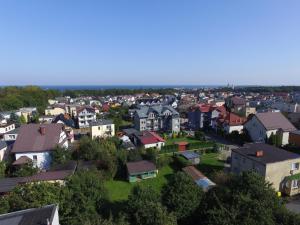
[286,198,300,214]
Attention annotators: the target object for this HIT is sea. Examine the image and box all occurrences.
[40,85,224,91]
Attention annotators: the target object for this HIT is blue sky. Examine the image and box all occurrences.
[0,0,300,86]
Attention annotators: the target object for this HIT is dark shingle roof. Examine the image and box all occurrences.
[126,160,156,174]
[0,204,58,225]
[11,124,63,153]
[232,143,300,165]
[255,112,296,132]
[135,105,179,118]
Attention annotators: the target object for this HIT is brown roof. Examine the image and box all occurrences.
[24,170,74,182]
[182,166,205,181]
[126,160,156,174]
[12,124,64,153]
[255,112,296,132]
[12,156,32,165]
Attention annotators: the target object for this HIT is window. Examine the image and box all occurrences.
[292,163,300,170]
[33,155,37,160]
[98,126,101,130]
[292,180,299,189]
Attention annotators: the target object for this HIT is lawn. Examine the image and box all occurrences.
[104,153,224,202]
[165,137,202,145]
[197,152,225,175]
[104,165,175,202]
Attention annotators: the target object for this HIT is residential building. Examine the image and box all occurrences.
[0,141,7,161]
[0,122,15,135]
[188,104,212,130]
[11,124,69,169]
[244,112,297,145]
[76,106,96,128]
[3,127,19,142]
[45,104,66,116]
[134,105,180,132]
[126,160,158,182]
[182,166,216,191]
[231,143,300,196]
[226,96,247,114]
[289,130,300,147]
[90,119,115,139]
[132,130,165,149]
[0,204,60,225]
[222,112,246,134]
[19,107,37,122]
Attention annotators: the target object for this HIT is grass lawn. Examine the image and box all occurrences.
[197,152,225,175]
[165,137,202,145]
[104,165,175,202]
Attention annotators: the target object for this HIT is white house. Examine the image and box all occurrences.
[11,124,69,169]
[133,131,165,149]
[76,106,96,128]
[0,122,15,135]
[244,112,297,145]
[90,119,115,139]
[0,141,7,161]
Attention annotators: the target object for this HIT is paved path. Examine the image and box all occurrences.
[286,198,300,214]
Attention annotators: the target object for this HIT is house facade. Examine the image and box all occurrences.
[11,124,69,169]
[77,106,97,128]
[134,105,180,133]
[231,143,300,196]
[0,122,15,135]
[90,119,115,139]
[244,112,297,145]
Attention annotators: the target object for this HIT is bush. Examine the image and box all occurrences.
[173,155,192,168]
[156,155,173,168]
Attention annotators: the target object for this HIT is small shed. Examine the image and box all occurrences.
[126,160,158,182]
[180,151,200,165]
[175,142,189,151]
[182,166,216,191]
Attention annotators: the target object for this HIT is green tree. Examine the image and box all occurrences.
[10,112,21,127]
[5,182,62,212]
[12,162,38,177]
[0,161,6,178]
[163,172,203,221]
[128,186,177,225]
[51,145,71,166]
[196,171,284,225]
[60,170,108,225]
[20,114,27,124]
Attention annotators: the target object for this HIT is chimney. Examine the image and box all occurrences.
[256,150,264,157]
[40,126,46,135]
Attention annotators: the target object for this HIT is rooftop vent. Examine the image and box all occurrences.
[256,150,264,157]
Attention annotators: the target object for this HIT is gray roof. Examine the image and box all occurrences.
[90,119,113,126]
[126,160,156,174]
[0,140,7,149]
[232,143,300,165]
[135,105,179,118]
[255,112,296,132]
[0,177,24,193]
[0,204,58,225]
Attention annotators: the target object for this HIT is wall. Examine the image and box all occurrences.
[289,133,300,147]
[91,124,115,139]
[15,152,52,169]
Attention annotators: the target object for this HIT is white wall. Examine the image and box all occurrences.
[224,125,244,134]
[91,124,115,139]
[144,141,165,150]
[15,152,52,169]
[0,146,7,161]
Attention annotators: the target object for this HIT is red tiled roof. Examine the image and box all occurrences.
[76,106,95,114]
[11,124,64,153]
[139,131,165,145]
[224,112,246,126]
